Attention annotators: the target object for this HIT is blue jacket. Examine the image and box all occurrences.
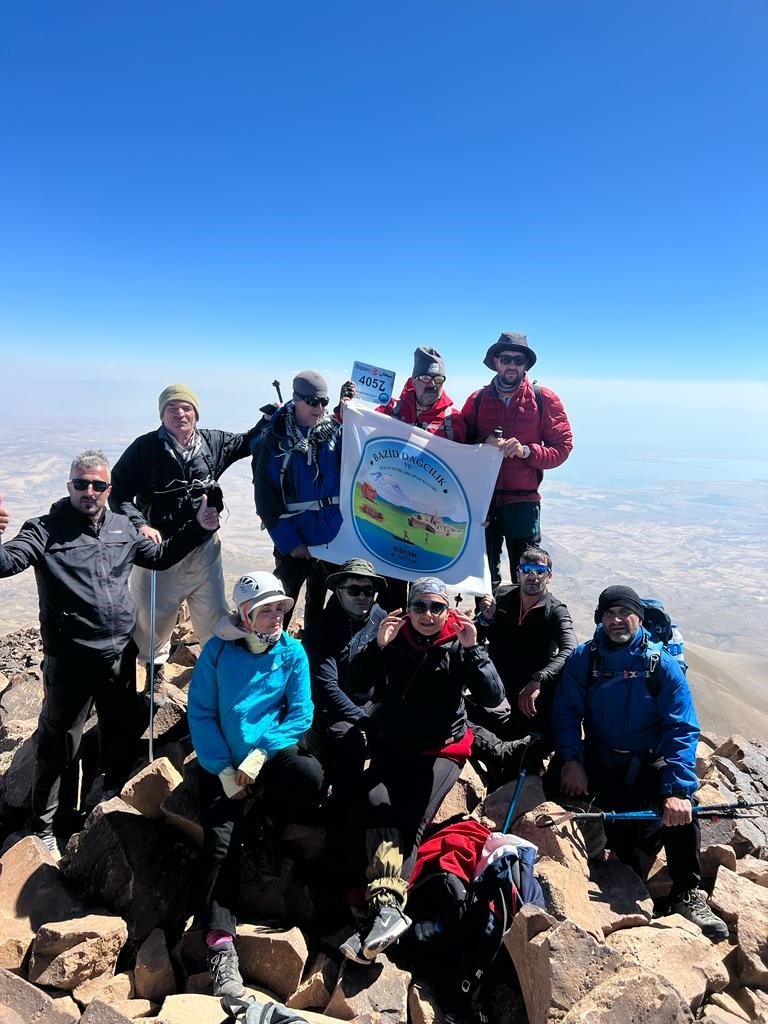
[188,615,313,774]
[252,403,343,555]
[552,625,700,796]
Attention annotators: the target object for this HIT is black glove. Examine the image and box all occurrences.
[339,380,356,401]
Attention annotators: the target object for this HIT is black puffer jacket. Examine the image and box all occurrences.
[350,610,504,754]
[110,426,260,538]
[302,595,387,725]
[0,498,209,659]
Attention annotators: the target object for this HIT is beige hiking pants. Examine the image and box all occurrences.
[131,533,228,664]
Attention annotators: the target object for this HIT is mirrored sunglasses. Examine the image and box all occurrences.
[70,478,110,493]
[410,600,449,615]
[339,585,376,597]
[518,563,549,576]
[416,374,446,386]
[296,394,329,408]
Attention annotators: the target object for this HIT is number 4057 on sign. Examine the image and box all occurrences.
[351,361,396,407]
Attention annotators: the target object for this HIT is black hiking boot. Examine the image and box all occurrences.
[669,889,729,941]
[143,663,167,707]
[471,726,536,784]
[340,893,412,964]
[207,944,245,997]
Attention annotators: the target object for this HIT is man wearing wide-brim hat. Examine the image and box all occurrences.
[460,332,573,593]
[302,558,388,801]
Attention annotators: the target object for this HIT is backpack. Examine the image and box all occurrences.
[404,821,545,1002]
[221,995,310,1024]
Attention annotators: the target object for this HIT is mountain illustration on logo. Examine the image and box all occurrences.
[351,438,469,572]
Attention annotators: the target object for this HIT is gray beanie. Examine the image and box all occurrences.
[293,370,329,400]
[412,347,446,378]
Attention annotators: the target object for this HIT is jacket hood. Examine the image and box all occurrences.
[49,496,75,516]
[214,612,252,640]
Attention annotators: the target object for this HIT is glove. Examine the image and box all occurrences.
[339,380,356,401]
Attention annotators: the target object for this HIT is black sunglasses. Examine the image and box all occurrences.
[497,353,527,366]
[339,585,376,597]
[70,478,110,493]
[410,600,449,615]
[296,394,329,408]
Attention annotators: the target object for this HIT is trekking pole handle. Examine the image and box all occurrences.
[272,379,283,403]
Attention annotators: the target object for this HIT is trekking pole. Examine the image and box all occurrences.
[272,379,283,403]
[502,733,543,833]
[148,570,157,764]
[535,798,768,830]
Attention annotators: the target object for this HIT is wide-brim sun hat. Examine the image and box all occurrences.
[483,332,538,371]
[233,571,295,614]
[325,558,387,591]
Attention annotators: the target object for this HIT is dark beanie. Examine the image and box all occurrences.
[293,370,329,399]
[595,586,645,621]
[412,347,445,378]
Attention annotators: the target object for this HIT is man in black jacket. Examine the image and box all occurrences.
[302,558,388,801]
[0,449,219,858]
[471,545,577,782]
[110,384,266,703]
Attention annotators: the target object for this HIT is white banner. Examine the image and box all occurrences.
[309,400,502,594]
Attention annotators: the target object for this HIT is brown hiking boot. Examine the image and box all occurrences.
[143,663,167,707]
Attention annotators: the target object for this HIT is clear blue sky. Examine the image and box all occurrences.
[1,3,766,423]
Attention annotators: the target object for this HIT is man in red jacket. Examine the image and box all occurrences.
[376,347,466,442]
[461,333,573,593]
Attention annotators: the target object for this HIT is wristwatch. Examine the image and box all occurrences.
[521,444,531,459]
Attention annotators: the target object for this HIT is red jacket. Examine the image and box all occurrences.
[376,380,467,442]
[460,377,572,506]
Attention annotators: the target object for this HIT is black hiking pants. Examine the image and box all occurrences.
[589,755,701,895]
[30,641,143,833]
[197,745,324,936]
[273,551,335,629]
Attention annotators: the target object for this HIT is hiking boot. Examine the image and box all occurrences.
[143,663,166,707]
[207,944,245,997]
[361,898,412,960]
[34,830,61,863]
[339,929,372,965]
[670,889,729,942]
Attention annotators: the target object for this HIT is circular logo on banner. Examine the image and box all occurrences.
[351,438,470,572]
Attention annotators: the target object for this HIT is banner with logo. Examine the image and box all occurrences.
[309,401,502,593]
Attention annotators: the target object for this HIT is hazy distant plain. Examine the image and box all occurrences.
[2,416,766,738]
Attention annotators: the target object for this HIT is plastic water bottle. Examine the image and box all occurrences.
[414,921,443,942]
[667,625,687,670]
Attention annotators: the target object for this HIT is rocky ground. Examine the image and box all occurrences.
[0,623,767,1024]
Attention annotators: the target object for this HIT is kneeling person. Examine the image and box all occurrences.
[551,585,728,941]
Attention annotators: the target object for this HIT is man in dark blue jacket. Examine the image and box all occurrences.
[254,371,351,628]
[552,585,728,941]
[0,449,219,858]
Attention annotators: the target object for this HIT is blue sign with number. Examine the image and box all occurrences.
[351,361,396,407]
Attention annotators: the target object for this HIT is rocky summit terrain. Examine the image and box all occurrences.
[0,623,767,1024]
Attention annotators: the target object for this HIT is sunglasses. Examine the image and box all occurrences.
[339,585,376,597]
[410,600,449,615]
[70,478,110,493]
[416,374,446,386]
[518,563,550,576]
[296,394,329,408]
[497,353,527,366]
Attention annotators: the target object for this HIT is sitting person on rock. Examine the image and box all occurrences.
[301,557,388,809]
[337,577,504,965]
[188,572,324,997]
[471,546,577,783]
[551,585,729,941]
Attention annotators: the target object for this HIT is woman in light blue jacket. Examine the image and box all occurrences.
[188,571,323,999]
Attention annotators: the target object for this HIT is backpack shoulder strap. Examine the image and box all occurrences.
[532,381,543,415]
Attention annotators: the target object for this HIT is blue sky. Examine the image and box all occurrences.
[1,2,766,478]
